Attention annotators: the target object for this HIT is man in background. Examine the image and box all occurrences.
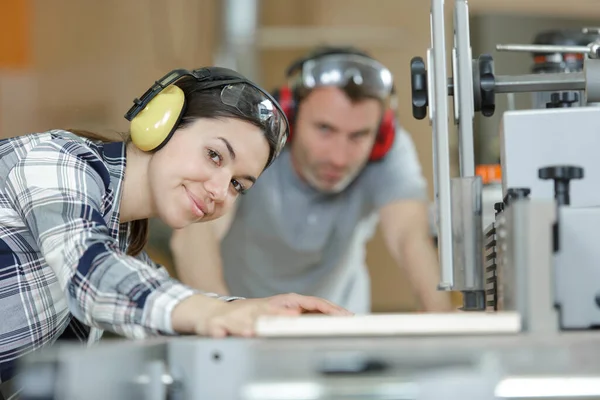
[169,46,453,313]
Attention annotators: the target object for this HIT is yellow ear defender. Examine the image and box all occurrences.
[129,85,185,152]
[124,68,241,152]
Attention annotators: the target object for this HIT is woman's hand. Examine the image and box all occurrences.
[199,293,353,338]
[171,293,352,338]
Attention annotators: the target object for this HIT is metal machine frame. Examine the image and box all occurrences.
[410,0,600,313]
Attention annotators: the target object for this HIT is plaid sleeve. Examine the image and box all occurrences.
[5,140,238,339]
[135,250,243,301]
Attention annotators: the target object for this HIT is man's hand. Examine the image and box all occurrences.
[379,200,454,312]
[170,207,237,294]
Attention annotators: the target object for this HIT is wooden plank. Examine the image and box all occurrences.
[256,311,521,337]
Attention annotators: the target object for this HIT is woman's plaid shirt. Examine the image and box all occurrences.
[0,130,235,382]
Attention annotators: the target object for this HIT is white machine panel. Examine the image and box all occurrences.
[554,207,600,329]
[500,107,600,207]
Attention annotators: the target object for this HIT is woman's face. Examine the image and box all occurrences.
[148,117,269,229]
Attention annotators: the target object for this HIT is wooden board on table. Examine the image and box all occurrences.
[256,311,521,338]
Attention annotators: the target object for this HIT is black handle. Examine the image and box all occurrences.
[410,57,428,120]
[478,54,496,117]
[538,165,584,206]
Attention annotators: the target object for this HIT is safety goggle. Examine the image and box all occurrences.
[292,54,395,100]
[220,83,289,165]
[125,67,290,166]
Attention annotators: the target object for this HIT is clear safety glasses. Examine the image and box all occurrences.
[220,83,289,164]
[295,54,395,100]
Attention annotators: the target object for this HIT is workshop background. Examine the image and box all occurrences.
[0,0,598,312]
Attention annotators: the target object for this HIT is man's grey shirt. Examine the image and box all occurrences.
[221,128,428,313]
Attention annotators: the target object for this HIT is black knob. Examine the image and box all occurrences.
[503,187,531,206]
[546,92,579,108]
[538,165,584,206]
[410,57,428,120]
[494,201,504,214]
[478,54,496,117]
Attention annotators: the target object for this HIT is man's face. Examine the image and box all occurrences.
[291,86,382,193]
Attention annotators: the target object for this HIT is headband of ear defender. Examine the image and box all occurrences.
[124,67,283,153]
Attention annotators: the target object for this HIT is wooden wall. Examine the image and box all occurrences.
[0,0,219,138]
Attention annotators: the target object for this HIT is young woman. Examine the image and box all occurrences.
[0,67,350,384]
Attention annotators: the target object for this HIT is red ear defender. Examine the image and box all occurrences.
[369,109,396,161]
[274,85,296,142]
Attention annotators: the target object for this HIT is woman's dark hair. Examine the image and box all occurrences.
[70,77,280,257]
